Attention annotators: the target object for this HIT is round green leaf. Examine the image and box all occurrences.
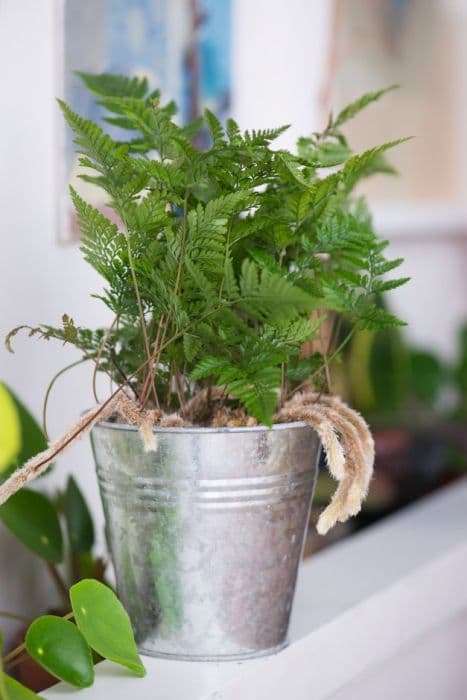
[25,616,94,689]
[4,673,42,699]
[0,489,63,563]
[64,476,94,553]
[70,579,145,677]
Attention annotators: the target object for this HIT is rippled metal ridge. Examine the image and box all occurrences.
[96,470,314,507]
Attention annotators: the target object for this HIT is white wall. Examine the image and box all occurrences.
[232,0,332,149]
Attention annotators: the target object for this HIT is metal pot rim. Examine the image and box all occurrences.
[93,419,309,435]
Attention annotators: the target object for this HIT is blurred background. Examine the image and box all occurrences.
[0,0,466,639]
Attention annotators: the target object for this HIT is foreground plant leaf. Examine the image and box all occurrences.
[0,489,63,562]
[0,383,48,479]
[0,383,21,474]
[70,579,145,677]
[3,674,42,699]
[64,476,95,553]
[0,629,9,700]
[25,616,94,688]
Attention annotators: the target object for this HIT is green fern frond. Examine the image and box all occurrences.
[239,260,316,322]
[38,76,412,424]
[77,71,150,99]
[58,100,128,177]
[332,84,399,129]
[341,138,413,189]
[204,108,226,147]
[244,125,290,146]
[70,187,127,284]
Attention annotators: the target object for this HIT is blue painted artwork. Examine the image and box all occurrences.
[61,0,231,240]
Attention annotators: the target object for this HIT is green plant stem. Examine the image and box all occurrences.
[125,233,158,407]
[3,642,25,666]
[280,363,286,407]
[140,314,165,408]
[42,359,90,438]
[4,650,28,672]
[0,611,32,624]
[289,328,356,399]
[45,562,69,608]
[173,193,189,296]
[109,348,139,401]
[218,217,233,302]
[142,191,189,408]
[92,315,118,403]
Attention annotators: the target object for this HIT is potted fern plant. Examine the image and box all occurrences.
[4,75,409,661]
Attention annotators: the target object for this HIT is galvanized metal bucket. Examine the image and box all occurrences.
[90,421,320,661]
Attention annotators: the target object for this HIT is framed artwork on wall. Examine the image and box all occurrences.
[57,0,232,242]
[322,0,467,213]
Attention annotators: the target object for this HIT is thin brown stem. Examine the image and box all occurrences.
[280,363,286,408]
[140,315,165,408]
[319,330,332,395]
[147,321,169,405]
[46,562,69,608]
[92,316,118,403]
[4,651,29,672]
[125,236,158,406]
[142,191,188,408]
[175,373,186,412]
[42,359,89,438]
[110,349,139,401]
[288,329,356,400]
[3,643,25,666]
[165,361,174,407]
[0,611,32,624]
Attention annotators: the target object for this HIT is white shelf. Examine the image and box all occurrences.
[44,478,467,699]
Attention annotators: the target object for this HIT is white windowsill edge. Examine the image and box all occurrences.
[44,477,467,700]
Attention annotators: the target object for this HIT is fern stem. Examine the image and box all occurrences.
[289,329,355,400]
[92,315,117,403]
[144,191,189,408]
[140,315,165,408]
[318,316,333,394]
[145,321,168,409]
[125,236,159,407]
[175,373,186,412]
[280,363,286,408]
[42,358,90,438]
[218,217,233,301]
[109,348,139,401]
[173,192,189,295]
